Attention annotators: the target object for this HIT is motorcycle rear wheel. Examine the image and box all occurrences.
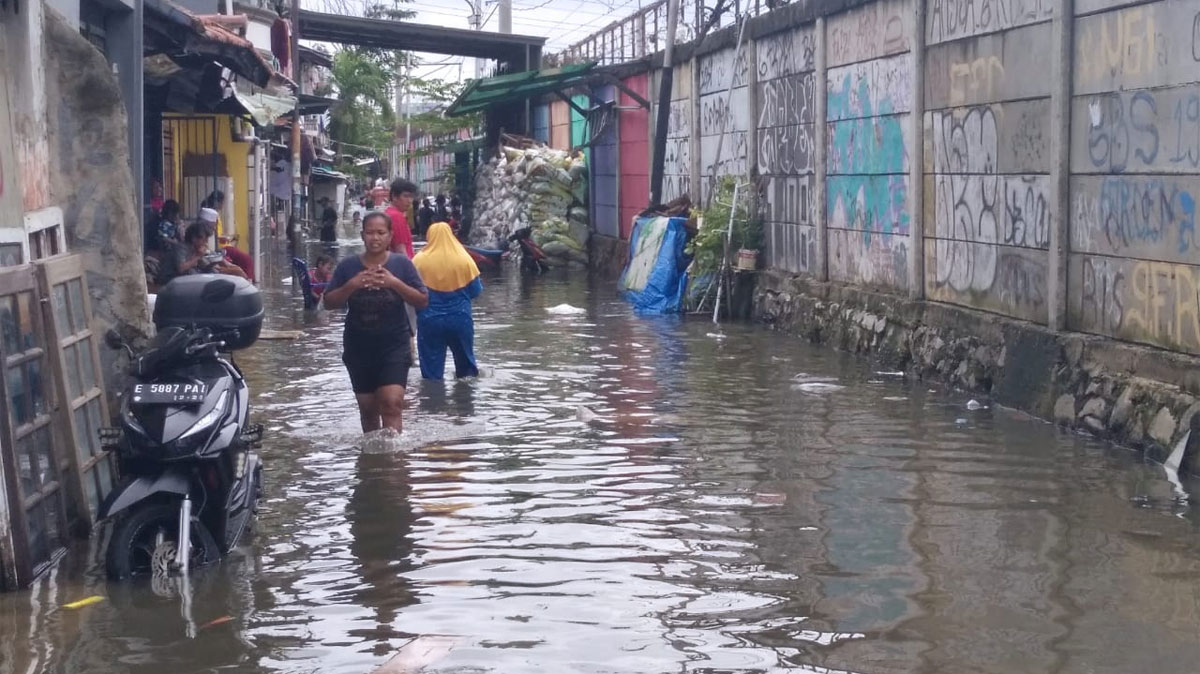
[106,503,220,580]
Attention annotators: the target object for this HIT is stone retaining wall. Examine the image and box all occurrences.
[755,270,1200,475]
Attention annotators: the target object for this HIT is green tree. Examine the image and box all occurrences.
[325,1,414,155]
[328,49,395,153]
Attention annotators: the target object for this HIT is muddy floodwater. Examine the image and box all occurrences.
[3,259,1200,674]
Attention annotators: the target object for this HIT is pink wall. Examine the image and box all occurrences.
[549,100,571,150]
[617,74,650,240]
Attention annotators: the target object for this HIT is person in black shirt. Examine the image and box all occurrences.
[323,211,429,433]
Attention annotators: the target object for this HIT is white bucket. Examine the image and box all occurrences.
[736,249,758,271]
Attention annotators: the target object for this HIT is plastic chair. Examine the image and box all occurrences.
[291,257,319,310]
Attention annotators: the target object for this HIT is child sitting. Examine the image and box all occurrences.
[309,255,333,298]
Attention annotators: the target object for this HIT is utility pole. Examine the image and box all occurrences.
[289,0,303,248]
[470,0,484,78]
[402,60,412,179]
[499,0,512,34]
[648,0,679,206]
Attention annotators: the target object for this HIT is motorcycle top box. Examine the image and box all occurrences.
[154,274,264,350]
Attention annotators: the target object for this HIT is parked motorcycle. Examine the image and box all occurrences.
[508,226,550,275]
[98,274,265,580]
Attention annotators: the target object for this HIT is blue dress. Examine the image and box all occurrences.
[416,277,482,379]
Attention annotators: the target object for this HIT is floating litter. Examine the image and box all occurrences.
[201,615,235,629]
[955,418,968,425]
[792,373,837,384]
[876,371,905,377]
[966,399,986,411]
[706,332,726,340]
[576,405,606,423]
[883,396,907,402]
[546,304,586,315]
[752,492,787,505]
[793,382,845,393]
[63,596,105,610]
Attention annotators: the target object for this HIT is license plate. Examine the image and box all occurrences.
[132,382,208,404]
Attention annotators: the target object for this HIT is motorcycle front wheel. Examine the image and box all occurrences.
[105,503,220,580]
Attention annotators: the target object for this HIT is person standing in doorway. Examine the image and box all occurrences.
[322,211,428,433]
[386,178,417,258]
[412,222,481,380]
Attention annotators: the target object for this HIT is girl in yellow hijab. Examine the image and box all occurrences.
[411,222,482,379]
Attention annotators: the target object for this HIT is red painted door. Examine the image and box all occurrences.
[617,74,650,241]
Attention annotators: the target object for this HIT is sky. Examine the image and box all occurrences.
[303,0,653,88]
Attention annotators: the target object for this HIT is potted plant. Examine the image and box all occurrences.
[686,175,760,274]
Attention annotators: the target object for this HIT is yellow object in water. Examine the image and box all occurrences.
[62,595,105,609]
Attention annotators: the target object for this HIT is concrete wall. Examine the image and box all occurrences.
[923,0,1054,322]
[756,25,817,274]
[825,0,914,292]
[633,0,1200,358]
[697,43,750,203]
[1067,0,1200,355]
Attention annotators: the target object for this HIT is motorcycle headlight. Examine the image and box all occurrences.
[179,391,229,441]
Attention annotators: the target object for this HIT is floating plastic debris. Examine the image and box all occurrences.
[955,418,968,425]
[576,405,604,423]
[62,596,105,610]
[546,304,586,315]
[966,399,987,411]
[793,382,845,394]
[201,615,235,630]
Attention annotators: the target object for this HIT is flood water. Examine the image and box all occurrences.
[4,250,1200,674]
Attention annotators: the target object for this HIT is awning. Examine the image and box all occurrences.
[144,0,280,88]
[445,63,597,117]
[231,84,297,127]
[312,166,349,182]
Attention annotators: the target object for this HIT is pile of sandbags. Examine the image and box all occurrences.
[471,144,588,264]
[532,215,588,269]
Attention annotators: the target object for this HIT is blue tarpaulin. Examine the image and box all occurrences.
[619,216,690,314]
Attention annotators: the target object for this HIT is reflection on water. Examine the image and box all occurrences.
[3,250,1200,674]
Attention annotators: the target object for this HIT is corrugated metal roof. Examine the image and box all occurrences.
[445,62,597,117]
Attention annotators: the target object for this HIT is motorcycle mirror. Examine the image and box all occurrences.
[104,329,125,351]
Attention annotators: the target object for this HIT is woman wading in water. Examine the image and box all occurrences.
[323,211,428,432]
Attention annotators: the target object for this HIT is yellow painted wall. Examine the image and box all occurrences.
[163,114,252,250]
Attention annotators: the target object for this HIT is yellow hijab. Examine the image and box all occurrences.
[413,222,480,292]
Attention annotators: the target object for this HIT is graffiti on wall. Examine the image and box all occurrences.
[930,174,1052,250]
[698,46,748,96]
[925,22,1052,108]
[829,228,910,289]
[757,27,815,80]
[827,55,914,121]
[663,99,692,201]
[1071,254,1200,355]
[1073,86,1200,174]
[766,221,819,274]
[926,0,1052,46]
[1071,176,1198,262]
[927,101,1049,174]
[927,242,1048,319]
[827,0,912,67]
[698,46,750,201]
[758,73,816,176]
[757,28,816,274]
[1073,0,1200,96]
[828,175,910,236]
